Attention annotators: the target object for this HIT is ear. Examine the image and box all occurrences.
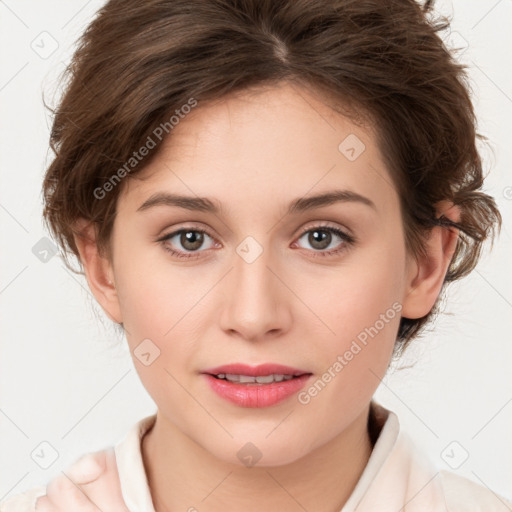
[72,218,123,325]
[401,201,461,319]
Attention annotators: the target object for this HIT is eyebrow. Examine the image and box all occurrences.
[136,189,377,215]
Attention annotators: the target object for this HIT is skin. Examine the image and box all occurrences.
[44,81,460,512]
[36,449,128,512]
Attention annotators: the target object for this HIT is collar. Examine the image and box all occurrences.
[341,401,447,511]
[115,413,157,512]
[114,401,448,512]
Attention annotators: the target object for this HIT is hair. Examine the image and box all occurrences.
[41,0,501,358]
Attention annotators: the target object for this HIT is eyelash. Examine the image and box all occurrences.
[157,224,356,260]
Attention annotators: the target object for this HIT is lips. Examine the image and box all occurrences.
[201,363,313,408]
[201,363,310,378]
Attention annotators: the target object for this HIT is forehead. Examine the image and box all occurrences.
[117,82,398,218]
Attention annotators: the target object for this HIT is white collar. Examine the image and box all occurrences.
[115,413,157,512]
[114,401,448,511]
[341,401,447,511]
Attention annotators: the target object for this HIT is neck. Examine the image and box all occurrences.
[142,404,374,512]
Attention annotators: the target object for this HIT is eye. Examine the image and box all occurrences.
[157,227,216,259]
[294,224,355,258]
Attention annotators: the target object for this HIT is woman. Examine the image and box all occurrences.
[2,0,510,510]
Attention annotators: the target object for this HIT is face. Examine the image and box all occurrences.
[101,81,416,466]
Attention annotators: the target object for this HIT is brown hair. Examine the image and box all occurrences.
[41,0,501,357]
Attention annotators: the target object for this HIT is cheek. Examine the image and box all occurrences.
[115,243,197,337]
[313,250,404,334]
[118,277,172,339]
[295,255,403,439]
[301,239,406,376]
[115,251,213,383]
[114,254,201,414]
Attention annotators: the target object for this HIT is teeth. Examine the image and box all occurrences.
[257,375,277,383]
[216,373,298,384]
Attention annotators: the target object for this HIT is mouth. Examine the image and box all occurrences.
[209,373,305,384]
[201,363,313,408]
[201,362,311,381]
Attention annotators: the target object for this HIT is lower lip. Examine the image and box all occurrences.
[202,374,312,408]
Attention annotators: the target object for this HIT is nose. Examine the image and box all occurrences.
[218,239,292,342]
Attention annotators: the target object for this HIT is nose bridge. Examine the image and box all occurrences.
[220,234,288,339]
[234,236,273,293]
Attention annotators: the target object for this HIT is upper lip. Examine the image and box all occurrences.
[202,363,311,377]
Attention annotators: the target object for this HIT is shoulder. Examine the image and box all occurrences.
[0,485,46,512]
[439,470,512,511]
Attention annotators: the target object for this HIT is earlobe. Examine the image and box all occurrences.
[72,218,123,325]
[401,201,461,320]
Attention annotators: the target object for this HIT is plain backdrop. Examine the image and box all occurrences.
[1,0,511,504]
